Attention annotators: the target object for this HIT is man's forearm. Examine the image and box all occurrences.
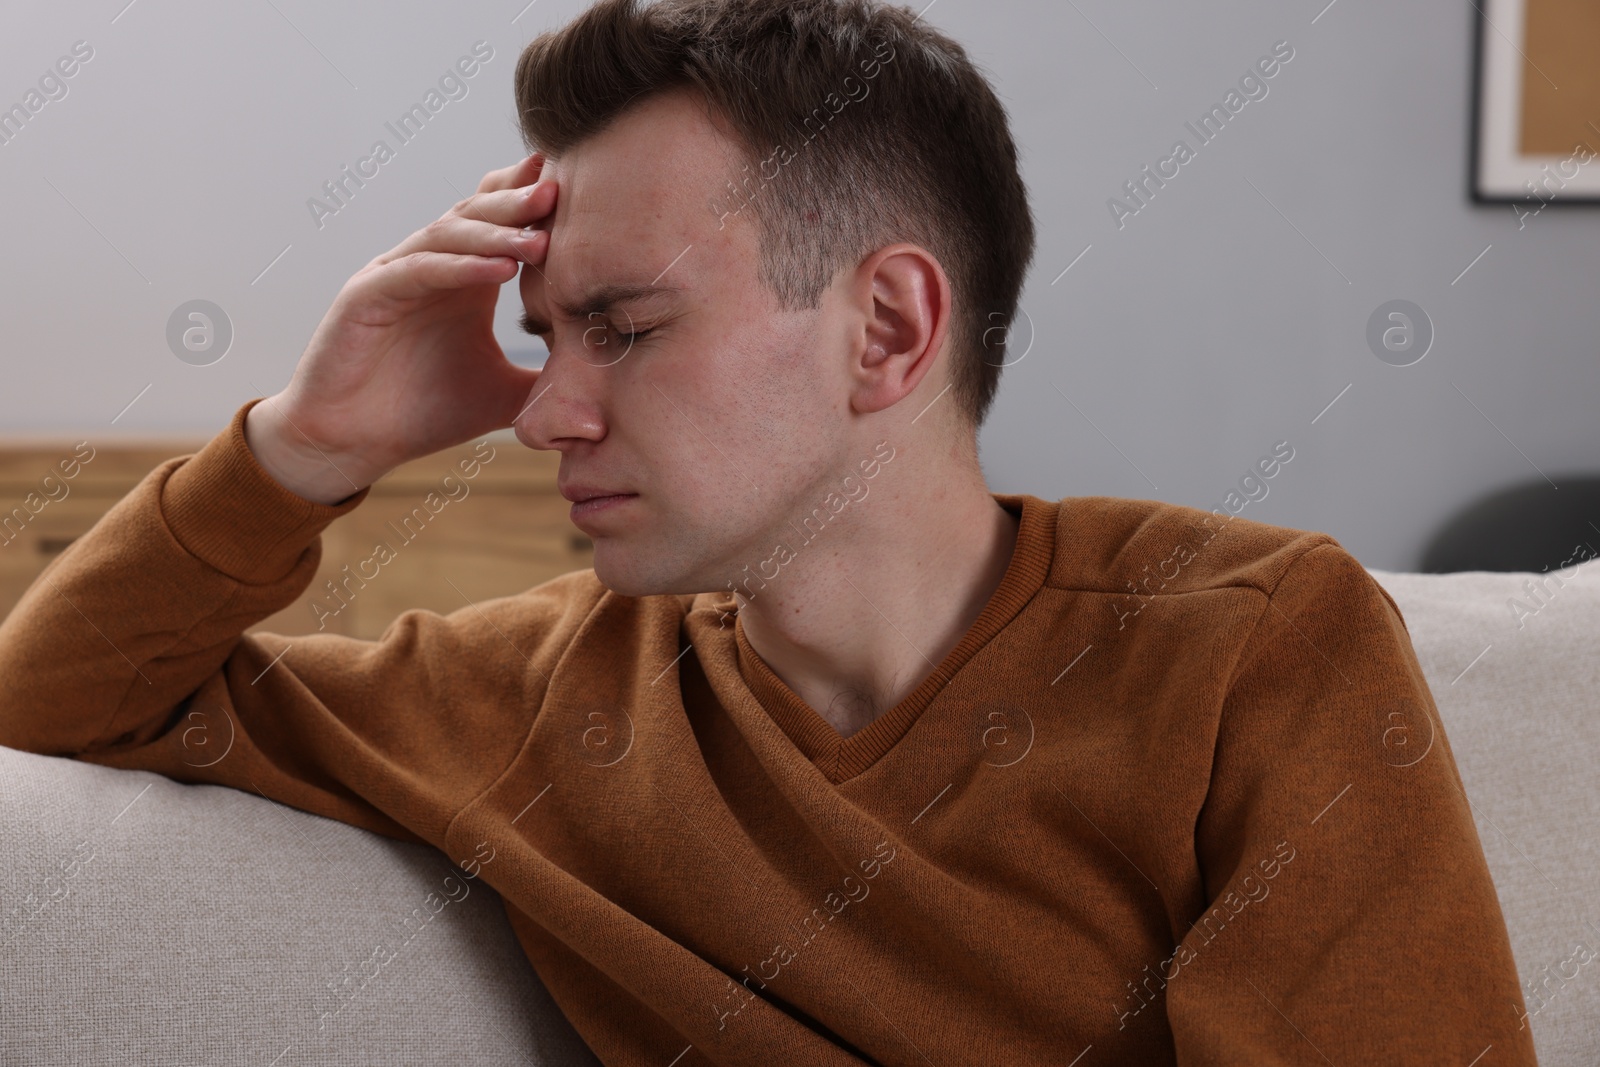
[0,399,369,757]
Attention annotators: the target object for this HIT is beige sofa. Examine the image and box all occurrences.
[2,563,1597,1064]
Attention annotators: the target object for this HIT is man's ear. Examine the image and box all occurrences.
[846,243,951,416]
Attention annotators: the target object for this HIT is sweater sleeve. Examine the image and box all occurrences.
[1165,542,1537,1065]
[0,397,597,849]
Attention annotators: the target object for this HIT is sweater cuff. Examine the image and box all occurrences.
[161,397,372,584]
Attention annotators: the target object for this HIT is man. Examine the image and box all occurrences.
[0,0,1536,1063]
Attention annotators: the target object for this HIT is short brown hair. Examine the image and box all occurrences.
[514,0,1037,432]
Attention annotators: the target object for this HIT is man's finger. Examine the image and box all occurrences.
[476,152,545,195]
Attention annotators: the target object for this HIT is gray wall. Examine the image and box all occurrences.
[1,0,1595,569]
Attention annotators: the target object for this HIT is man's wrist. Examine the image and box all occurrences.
[243,399,378,506]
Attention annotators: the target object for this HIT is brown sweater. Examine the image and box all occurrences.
[0,397,1537,1066]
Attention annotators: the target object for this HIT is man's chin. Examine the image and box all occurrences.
[589,550,654,598]
[590,549,709,600]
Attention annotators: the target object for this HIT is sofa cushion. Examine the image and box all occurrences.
[0,745,603,1066]
[1367,561,1600,1067]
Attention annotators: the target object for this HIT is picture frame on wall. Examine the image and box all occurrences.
[1471,0,1600,203]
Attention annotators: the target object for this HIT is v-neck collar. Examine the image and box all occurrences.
[730,493,1057,784]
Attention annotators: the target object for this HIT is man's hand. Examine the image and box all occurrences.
[244,153,558,505]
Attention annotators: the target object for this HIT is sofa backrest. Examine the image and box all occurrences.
[1367,561,1600,1065]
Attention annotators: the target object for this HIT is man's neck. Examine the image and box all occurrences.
[735,475,1022,740]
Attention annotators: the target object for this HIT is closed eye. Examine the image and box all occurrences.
[591,314,653,347]
[520,308,657,349]
[518,309,550,339]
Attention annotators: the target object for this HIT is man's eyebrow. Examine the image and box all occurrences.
[519,283,684,336]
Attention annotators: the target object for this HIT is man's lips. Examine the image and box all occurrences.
[567,491,638,526]
[559,484,636,503]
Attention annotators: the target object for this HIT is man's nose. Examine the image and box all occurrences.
[512,353,609,451]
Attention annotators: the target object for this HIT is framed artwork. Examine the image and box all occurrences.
[1472,0,1600,203]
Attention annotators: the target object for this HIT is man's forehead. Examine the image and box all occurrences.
[540,189,699,316]
[548,174,674,271]
[540,90,747,290]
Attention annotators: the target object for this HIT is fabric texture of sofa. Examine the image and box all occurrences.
[2,562,1596,1064]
